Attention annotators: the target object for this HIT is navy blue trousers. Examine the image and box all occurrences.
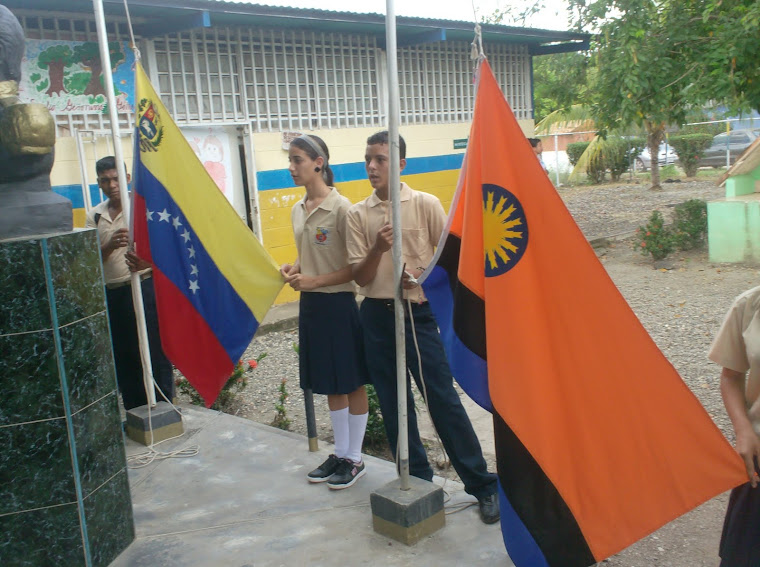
[106,277,174,410]
[360,298,497,499]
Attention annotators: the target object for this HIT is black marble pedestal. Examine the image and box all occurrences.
[0,230,134,567]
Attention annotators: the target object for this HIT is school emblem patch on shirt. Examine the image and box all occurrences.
[315,227,329,245]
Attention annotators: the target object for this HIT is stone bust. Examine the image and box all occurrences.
[0,5,72,239]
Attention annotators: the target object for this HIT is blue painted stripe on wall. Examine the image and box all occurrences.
[53,184,105,209]
[59,151,466,205]
[256,153,465,191]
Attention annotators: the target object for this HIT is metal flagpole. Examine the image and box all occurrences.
[385,0,410,490]
[93,0,157,406]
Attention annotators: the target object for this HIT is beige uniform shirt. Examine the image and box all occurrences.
[291,187,355,294]
[709,285,760,430]
[85,200,150,285]
[345,183,445,302]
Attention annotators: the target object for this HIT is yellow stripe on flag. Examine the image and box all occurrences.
[135,63,283,321]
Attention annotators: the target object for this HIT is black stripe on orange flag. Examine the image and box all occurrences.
[421,57,746,567]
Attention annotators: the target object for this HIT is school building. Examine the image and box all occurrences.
[5,0,588,303]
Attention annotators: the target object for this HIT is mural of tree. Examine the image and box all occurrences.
[73,42,125,97]
[37,45,74,96]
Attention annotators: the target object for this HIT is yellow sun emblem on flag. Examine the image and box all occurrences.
[482,183,528,277]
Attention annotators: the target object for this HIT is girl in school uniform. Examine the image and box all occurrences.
[709,286,760,566]
[280,134,370,490]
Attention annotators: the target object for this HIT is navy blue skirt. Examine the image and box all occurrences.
[298,292,369,395]
[719,460,760,566]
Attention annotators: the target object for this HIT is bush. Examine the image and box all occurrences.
[636,210,674,260]
[566,141,590,166]
[636,200,708,261]
[567,137,646,183]
[679,120,725,138]
[671,199,707,250]
[668,134,713,177]
[605,137,646,181]
[585,151,607,184]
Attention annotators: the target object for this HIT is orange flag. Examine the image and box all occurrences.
[422,58,745,566]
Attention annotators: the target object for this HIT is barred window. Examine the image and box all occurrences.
[398,41,532,124]
[152,27,383,131]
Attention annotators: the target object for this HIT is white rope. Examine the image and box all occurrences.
[126,378,200,469]
[399,266,490,516]
[122,0,141,61]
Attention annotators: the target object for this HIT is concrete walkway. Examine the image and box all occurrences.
[112,405,512,566]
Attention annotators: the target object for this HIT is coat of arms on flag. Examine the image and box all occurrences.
[137,98,162,150]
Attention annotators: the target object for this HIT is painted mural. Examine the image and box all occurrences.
[19,39,136,113]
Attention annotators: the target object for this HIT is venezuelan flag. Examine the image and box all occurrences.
[132,62,283,407]
[421,58,746,566]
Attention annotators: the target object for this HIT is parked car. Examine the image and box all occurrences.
[635,143,679,171]
[699,129,760,168]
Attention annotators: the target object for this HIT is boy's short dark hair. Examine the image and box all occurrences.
[96,156,117,175]
[528,138,541,148]
[367,130,406,160]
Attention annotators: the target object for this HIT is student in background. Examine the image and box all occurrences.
[86,156,173,410]
[708,287,760,566]
[529,137,548,173]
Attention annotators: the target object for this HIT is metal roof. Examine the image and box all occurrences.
[3,0,589,53]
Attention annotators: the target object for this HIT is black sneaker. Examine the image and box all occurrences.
[326,458,366,490]
[478,493,500,524]
[307,454,343,483]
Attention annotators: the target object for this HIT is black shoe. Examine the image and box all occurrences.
[307,454,342,483]
[326,458,366,490]
[478,493,500,524]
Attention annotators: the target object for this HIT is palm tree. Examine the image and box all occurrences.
[536,105,663,189]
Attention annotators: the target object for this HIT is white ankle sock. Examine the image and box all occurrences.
[330,407,349,458]
[346,411,369,464]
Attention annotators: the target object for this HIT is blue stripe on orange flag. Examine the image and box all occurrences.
[132,62,283,407]
[421,57,746,566]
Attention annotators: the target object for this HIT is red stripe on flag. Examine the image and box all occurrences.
[152,269,235,406]
[132,192,153,263]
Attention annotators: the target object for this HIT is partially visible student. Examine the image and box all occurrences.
[345,131,500,524]
[709,287,760,566]
[529,137,548,173]
[85,156,174,410]
[281,135,370,490]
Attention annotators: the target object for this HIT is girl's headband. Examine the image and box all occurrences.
[295,135,328,165]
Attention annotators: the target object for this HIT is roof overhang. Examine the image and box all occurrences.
[3,0,589,52]
[719,137,760,186]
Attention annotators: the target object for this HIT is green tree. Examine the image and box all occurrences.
[695,0,760,113]
[532,52,590,123]
[37,45,73,96]
[73,42,125,97]
[574,0,698,190]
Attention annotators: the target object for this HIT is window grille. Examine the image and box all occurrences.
[397,41,532,124]
[15,12,135,137]
[152,28,383,131]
